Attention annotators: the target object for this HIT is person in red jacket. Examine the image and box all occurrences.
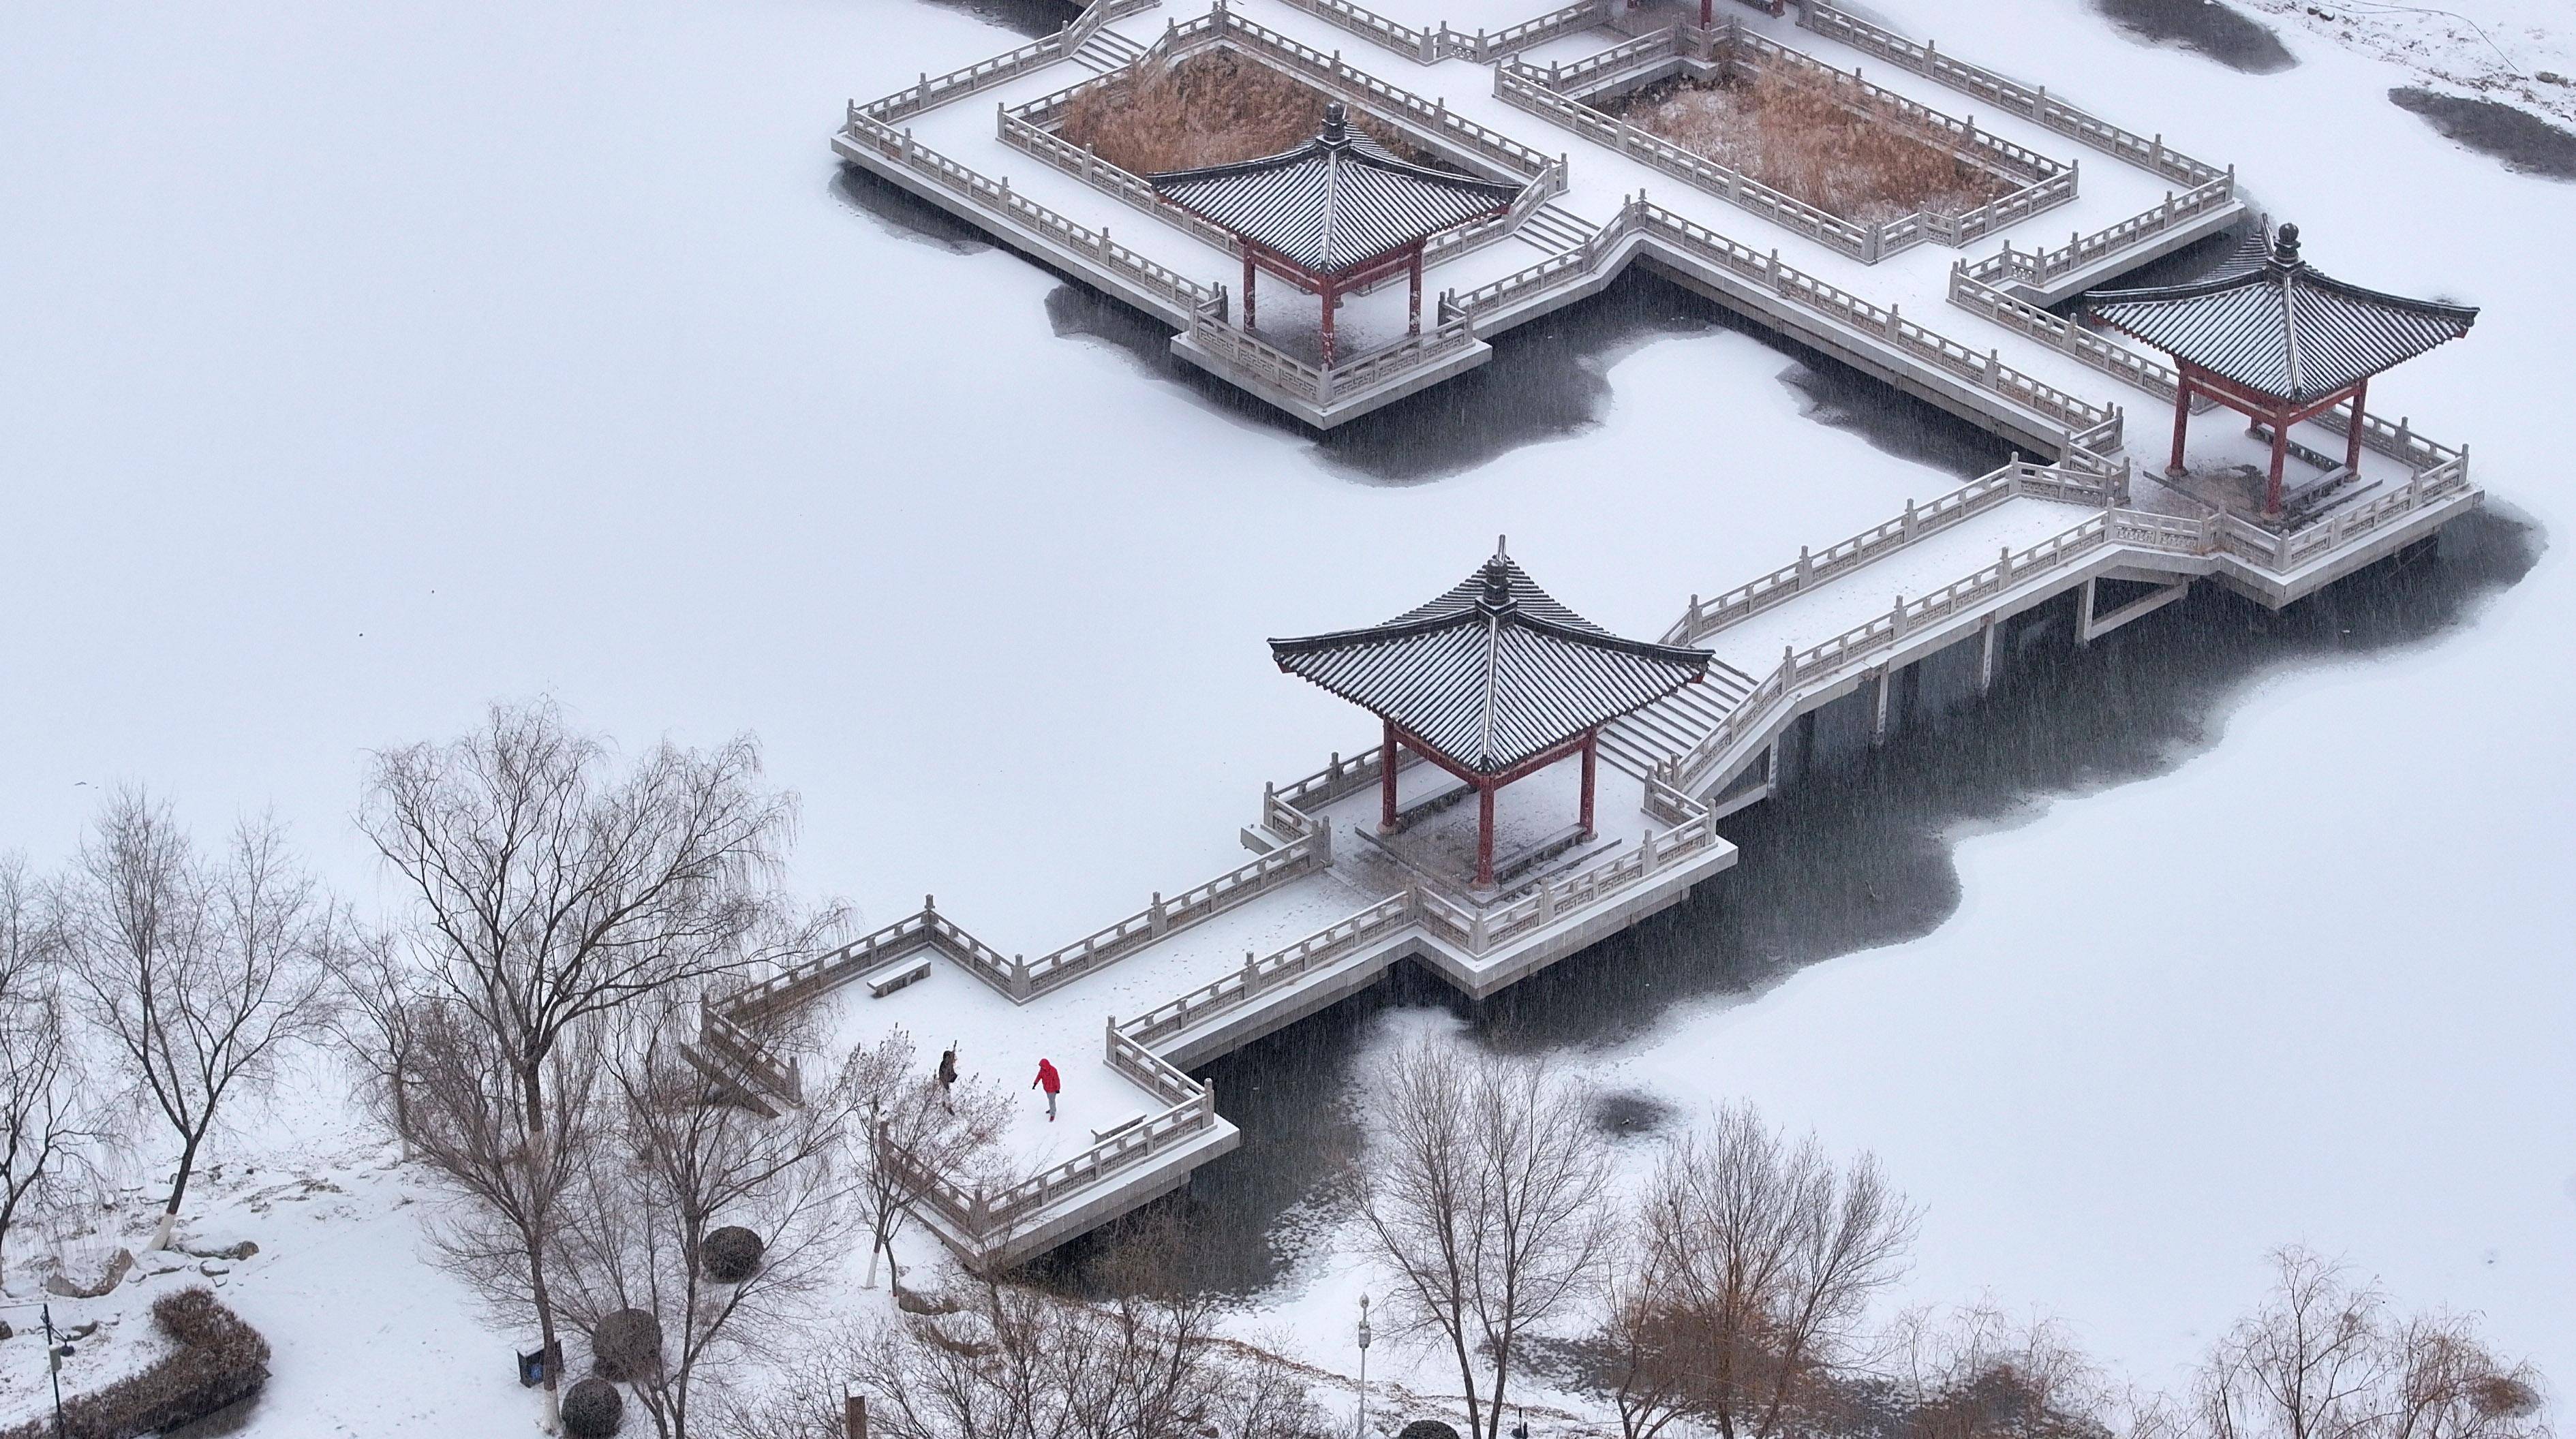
[1032,1057,1060,1121]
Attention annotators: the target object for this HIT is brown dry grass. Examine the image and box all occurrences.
[1607,68,2010,223]
[1057,50,1439,174]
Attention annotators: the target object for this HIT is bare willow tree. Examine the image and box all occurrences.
[54,793,341,1250]
[840,1026,1010,1289]
[729,1224,1330,1439]
[2191,1249,2544,1439]
[550,1005,853,1439]
[0,855,98,1288]
[360,700,806,1432]
[403,997,601,1384]
[1624,1100,1918,1439]
[324,928,428,1158]
[1352,1037,1614,1439]
[1884,1302,2114,1439]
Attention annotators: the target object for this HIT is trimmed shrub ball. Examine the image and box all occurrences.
[1396,1423,1463,1439]
[699,1225,764,1284]
[562,1377,624,1438]
[590,1309,664,1382]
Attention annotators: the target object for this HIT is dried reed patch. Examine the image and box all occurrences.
[1606,69,2012,223]
[1057,50,1441,174]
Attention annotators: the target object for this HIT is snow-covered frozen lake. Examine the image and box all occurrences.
[4,0,2570,1431]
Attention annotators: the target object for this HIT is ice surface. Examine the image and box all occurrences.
[2,0,2571,1432]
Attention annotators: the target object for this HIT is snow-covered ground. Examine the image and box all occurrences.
[3,0,2569,1433]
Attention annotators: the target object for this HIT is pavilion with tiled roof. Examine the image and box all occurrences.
[2087,222,2478,513]
[1271,543,1712,888]
[1150,102,1519,364]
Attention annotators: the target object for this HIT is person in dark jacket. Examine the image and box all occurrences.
[1032,1057,1060,1121]
[935,1045,959,1111]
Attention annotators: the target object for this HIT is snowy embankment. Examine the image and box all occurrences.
[1,0,2570,1432]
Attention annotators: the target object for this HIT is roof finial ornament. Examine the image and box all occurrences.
[2271,221,2301,270]
[1494,533,1507,558]
[1321,101,1349,146]
[1479,548,1514,611]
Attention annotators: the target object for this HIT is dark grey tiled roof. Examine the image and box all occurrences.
[2086,223,2477,402]
[1270,550,1712,773]
[1148,104,1520,274]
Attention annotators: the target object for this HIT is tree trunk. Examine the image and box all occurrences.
[155,1128,206,1250]
[521,1057,564,1434]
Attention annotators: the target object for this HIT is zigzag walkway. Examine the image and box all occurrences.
[687,452,2474,1267]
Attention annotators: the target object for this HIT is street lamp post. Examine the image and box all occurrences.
[1356,1295,1372,1439]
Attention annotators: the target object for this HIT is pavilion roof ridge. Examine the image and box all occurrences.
[2085,223,2477,403]
[1268,547,1713,775]
[1146,102,1520,276]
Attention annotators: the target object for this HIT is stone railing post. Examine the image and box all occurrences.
[1148,891,1167,938]
[1797,544,1813,585]
[1640,826,1659,876]
[1315,814,1336,864]
[1011,954,1030,1000]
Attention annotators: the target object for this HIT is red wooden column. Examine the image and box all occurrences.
[1243,253,1257,329]
[2344,376,2369,474]
[2263,412,2292,514]
[1321,275,1339,366]
[1407,243,1423,337]
[1475,782,1497,888]
[1379,718,1400,832]
[1578,730,1597,840]
[2168,367,2194,475]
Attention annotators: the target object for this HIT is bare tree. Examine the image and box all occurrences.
[731,1240,1332,1439]
[54,793,340,1250]
[1351,1037,1614,1439]
[0,856,99,1289]
[402,995,601,1373]
[839,1026,1010,1289]
[2194,1250,2544,1439]
[1631,1100,1918,1439]
[549,1005,853,1439]
[360,700,803,1431]
[324,927,429,1157]
[1886,1302,2113,1439]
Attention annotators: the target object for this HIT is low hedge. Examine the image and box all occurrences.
[1,1287,271,1439]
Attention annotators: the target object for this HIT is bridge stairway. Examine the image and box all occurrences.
[1071,29,1146,73]
[1598,660,1760,780]
[1514,203,1597,255]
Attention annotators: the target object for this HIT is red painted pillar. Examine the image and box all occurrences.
[1475,782,1497,888]
[2344,377,2368,474]
[1408,245,1422,337]
[1321,276,1338,367]
[2168,371,2193,476]
[1379,718,1400,833]
[1578,732,1597,841]
[2265,413,2290,514]
[1243,253,1257,329]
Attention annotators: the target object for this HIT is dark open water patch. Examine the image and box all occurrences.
[2390,89,2576,181]
[917,0,1079,40]
[1042,264,2021,483]
[829,167,994,253]
[2093,0,2297,72]
[1024,503,2540,1298]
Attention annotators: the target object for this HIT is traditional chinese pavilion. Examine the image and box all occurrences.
[1270,544,1712,888]
[1149,103,1519,365]
[2087,223,2478,514]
